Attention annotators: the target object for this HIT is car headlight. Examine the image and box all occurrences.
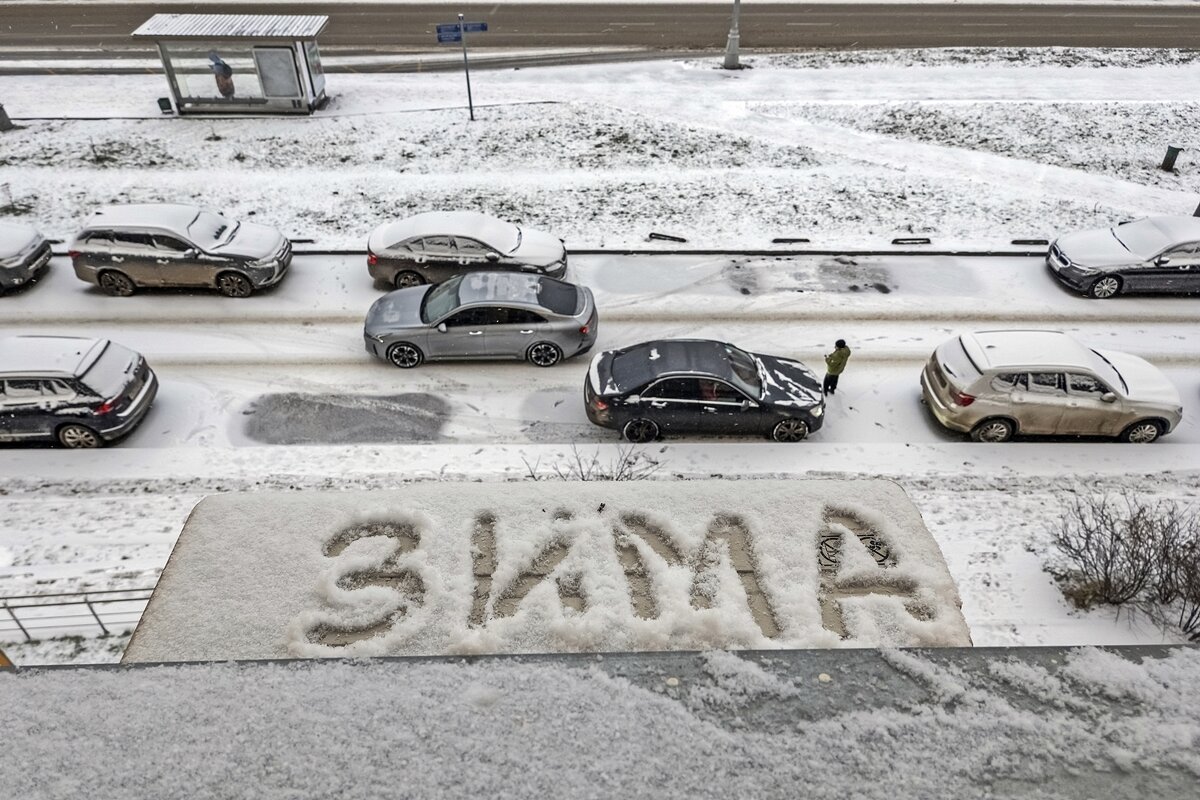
[365,331,384,343]
[810,404,824,418]
[0,255,20,268]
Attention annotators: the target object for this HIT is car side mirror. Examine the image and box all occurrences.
[1156,256,1171,266]
[184,248,198,258]
[437,323,448,333]
[485,252,500,262]
[740,399,753,410]
[627,394,641,404]
[1101,392,1117,403]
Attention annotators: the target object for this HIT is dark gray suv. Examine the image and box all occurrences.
[0,221,52,293]
[0,336,158,448]
[69,204,292,297]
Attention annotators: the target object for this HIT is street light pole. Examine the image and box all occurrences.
[459,12,475,122]
[723,0,742,70]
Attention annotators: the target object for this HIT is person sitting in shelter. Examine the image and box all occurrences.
[209,51,235,98]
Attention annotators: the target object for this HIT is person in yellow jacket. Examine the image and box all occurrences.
[823,339,851,395]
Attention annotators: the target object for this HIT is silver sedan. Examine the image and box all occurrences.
[363,271,598,368]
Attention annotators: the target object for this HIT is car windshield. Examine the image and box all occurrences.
[79,341,136,398]
[475,218,520,254]
[421,275,465,323]
[1089,349,1129,394]
[1112,219,1171,259]
[189,211,235,245]
[724,343,762,398]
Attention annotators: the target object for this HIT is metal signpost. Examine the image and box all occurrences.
[436,16,488,121]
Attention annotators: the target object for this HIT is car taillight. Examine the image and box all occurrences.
[952,390,976,407]
[579,324,590,335]
[68,250,80,259]
[94,400,116,415]
[591,397,609,411]
[367,252,378,266]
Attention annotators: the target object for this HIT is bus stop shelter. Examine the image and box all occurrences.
[132,14,329,115]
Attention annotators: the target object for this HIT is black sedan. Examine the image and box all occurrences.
[584,339,825,442]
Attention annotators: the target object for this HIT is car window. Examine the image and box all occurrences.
[990,372,1028,392]
[392,238,422,253]
[3,379,43,401]
[422,236,456,255]
[503,309,546,325]
[1167,242,1200,258]
[1068,373,1108,396]
[1027,372,1065,395]
[644,378,702,401]
[41,379,75,397]
[81,232,113,248]
[475,307,510,325]
[443,308,487,328]
[454,238,489,256]
[112,232,155,252]
[698,380,744,403]
[153,235,191,253]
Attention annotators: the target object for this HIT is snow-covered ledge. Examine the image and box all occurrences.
[123,480,970,662]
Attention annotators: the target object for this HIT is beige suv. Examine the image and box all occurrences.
[920,330,1182,443]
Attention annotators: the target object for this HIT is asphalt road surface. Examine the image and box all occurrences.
[2,3,1199,52]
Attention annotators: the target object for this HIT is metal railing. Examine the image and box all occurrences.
[1,588,154,642]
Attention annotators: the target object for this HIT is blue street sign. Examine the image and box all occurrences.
[436,21,487,43]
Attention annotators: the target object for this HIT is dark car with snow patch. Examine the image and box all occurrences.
[584,339,824,442]
[0,336,157,448]
[1048,215,1200,298]
[0,221,52,293]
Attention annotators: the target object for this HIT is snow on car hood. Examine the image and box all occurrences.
[209,221,285,259]
[0,221,42,260]
[511,227,565,267]
[755,354,823,408]
[1055,227,1144,269]
[364,286,431,332]
[1098,349,1181,407]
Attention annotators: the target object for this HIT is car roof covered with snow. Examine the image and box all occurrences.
[608,339,738,390]
[79,204,203,236]
[960,330,1101,371]
[369,211,520,253]
[0,336,107,378]
[0,221,43,257]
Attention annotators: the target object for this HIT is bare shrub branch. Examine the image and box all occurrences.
[523,445,661,482]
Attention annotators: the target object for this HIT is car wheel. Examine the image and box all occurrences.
[528,342,562,368]
[394,271,424,290]
[1088,275,1122,299]
[217,272,253,298]
[387,342,423,369]
[1120,420,1162,444]
[622,418,659,443]
[98,270,135,297]
[970,418,1015,443]
[771,418,809,442]
[57,424,103,449]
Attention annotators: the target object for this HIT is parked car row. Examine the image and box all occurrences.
[2,205,567,298]
[5,207,1200,300]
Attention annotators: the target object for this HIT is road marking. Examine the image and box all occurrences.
[70,24,117,28]
[786,23,835,27]
[1135,24,1173,28]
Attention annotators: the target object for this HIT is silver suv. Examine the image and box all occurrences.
[920,330,1182,443]
[0,336,158,448]
[69,204,291,297]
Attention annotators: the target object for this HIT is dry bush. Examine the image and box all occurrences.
[523,445,661,482]
[1050,490,1200,640]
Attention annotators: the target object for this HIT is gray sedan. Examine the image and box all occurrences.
[1048,215,1200,298]
[364,271,598,368]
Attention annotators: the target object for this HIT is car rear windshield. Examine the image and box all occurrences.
[80,341,136,398]
[534,277,579,315]
[939,338,983,387]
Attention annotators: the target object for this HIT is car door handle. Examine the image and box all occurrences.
[649,401,668,409]
[468,330,483,336]
[702,406,719,413]
[520,330,534,335]
[111,256,124,262]
[156,259,170,264]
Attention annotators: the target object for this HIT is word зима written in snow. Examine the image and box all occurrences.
[122,482,972,663]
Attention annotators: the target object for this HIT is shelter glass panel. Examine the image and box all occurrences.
[163,44,265,102]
